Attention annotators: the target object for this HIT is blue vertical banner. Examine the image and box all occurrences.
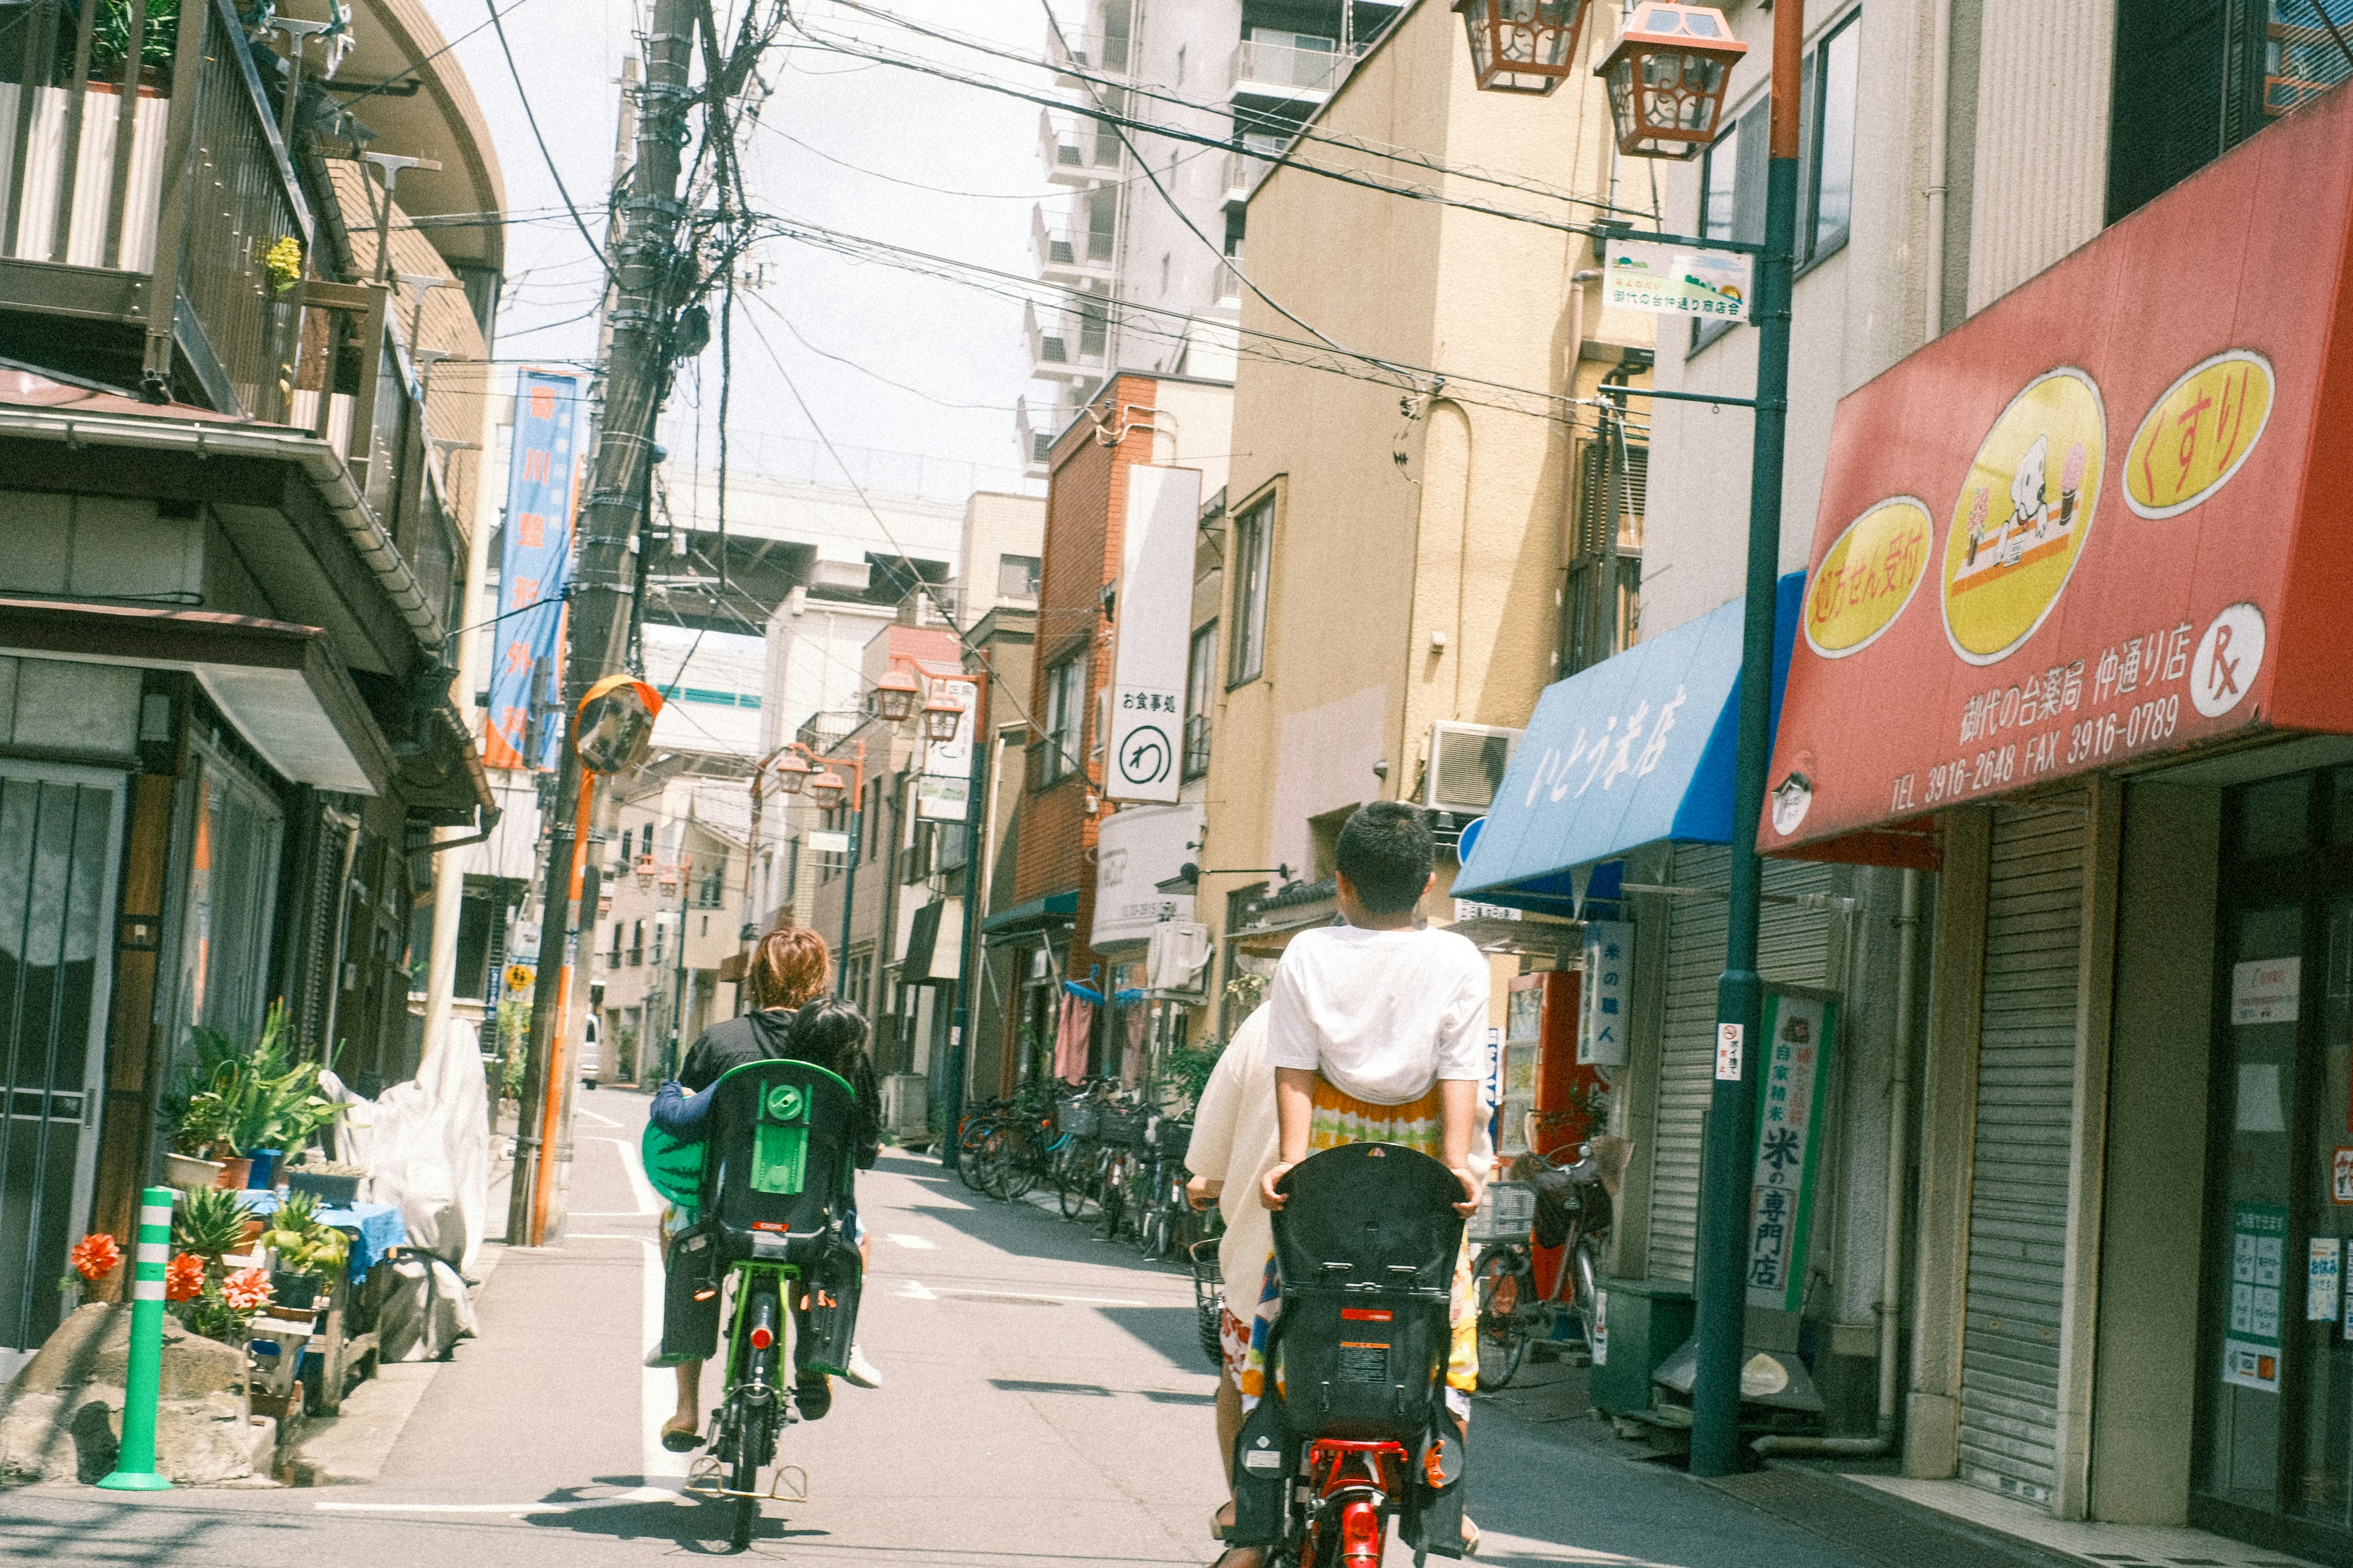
[483,368,583,771]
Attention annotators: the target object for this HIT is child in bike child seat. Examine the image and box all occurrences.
[650,928,882,1450]
[1241,801,1490,1560]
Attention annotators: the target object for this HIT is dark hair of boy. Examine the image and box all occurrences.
[1335,801,1434,916]
[789,998,871,1079]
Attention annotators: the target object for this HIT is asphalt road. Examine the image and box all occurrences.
[0,1088,1881,1567]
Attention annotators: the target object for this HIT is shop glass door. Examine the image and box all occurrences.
[2200,768,2353,1546]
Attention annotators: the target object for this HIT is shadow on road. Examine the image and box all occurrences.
[518,1479,827,1553]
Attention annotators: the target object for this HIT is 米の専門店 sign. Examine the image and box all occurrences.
[1745,991,1835,1312]
[1762,82,2353,860]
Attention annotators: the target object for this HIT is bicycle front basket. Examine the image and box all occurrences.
[1468,1180,1537,1244]
[1060,1100,1100,1139]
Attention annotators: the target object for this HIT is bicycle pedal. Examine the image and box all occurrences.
[768,1464,809,1502]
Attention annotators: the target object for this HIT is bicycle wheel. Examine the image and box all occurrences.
[956,1119,993,1192]
[973,1128,1013,1200]
[1056,1143,1091,1218]
[1473,1242,1530,1391]
[1568,1235,1602,1350]
[729,1399,765,1550]
[997,1127,1039,1203]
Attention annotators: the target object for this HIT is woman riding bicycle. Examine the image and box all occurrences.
[650,925,883,1450]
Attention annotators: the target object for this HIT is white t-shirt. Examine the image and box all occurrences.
[1183,1007,1281,1321]
[1263,923,1491,1105]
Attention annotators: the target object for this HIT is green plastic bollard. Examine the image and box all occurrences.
[96,1186,175,1491]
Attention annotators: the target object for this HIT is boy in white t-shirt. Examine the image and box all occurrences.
[1257,801,1490,1219]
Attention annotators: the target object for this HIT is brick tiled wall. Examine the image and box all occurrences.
[1007,376,1162,1054]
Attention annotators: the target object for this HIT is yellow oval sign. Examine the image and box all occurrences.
[2123,350,2274,519]
[1942,368,2105,666]
[1804,497,1932,658]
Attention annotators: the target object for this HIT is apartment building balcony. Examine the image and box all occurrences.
[1229,35,1365,105]
[1015,395,1066,476]
[1048,27,1130,86]
[1031,205,1116,286]
[1222,139,1284,210]
[1039,107,1123,186]
[1023,298,1107,385]
[0,0,322,416]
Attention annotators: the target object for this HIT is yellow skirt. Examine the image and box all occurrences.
[1239,1074,1480,1410]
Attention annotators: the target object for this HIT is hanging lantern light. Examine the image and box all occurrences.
[774,752,813,793]
[1452,0,1594,94]
[808,769,848,811]
[1595,2,1746,159]
[873,666,920,724]
[634,855,656,890]
[920,691,963,743]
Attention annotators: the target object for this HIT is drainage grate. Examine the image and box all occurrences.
[1704,1470,2077,1568]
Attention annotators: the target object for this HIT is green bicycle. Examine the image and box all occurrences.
[644,1058,863,1550]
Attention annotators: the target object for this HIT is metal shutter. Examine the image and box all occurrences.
[1646,844,1835,1284]
[1958,799,2085,1507]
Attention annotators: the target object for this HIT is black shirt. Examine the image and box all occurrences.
[677,1006,883,1169]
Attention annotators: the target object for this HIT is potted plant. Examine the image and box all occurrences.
[284,1157,366,1207]
[258,1191,347,1312]
[166,1186,273,1345]
[159,1003,344,1191]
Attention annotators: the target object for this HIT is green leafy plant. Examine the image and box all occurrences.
[1224,969,1269,1017]
[1152,1042,1224,1117]
[160,1003,344,1157]
[172,1186,251,1261]
[63,0,181,80]
[259,1191,347,1279]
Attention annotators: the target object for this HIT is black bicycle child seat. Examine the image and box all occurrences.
[699,1058,861,1264]
[1268,1142,1464,1442]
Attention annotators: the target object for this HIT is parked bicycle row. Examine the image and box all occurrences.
[952,1078,1218,1263]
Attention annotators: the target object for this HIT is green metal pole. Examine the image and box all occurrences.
[97,1187,175,1491]
[1693,0,1805,1481]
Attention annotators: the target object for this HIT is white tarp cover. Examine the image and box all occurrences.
[320,1019,493,1358]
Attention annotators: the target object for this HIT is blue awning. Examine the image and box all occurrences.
[1452,574,1804,912]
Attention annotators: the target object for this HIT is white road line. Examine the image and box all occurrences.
[929,1286,1151,1308]
[885,1233,937,1250]
[569,1145,691,1490]
[897,1279,938,1299]
[575,1107,624,1129]
[584,1134,661,1216]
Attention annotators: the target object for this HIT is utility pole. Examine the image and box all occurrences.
[940,678,992,1173]
[509,1,700,1248]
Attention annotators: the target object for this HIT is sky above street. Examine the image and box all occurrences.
[420,0,1064,505]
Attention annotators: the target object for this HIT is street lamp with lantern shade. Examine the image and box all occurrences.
[919,691,963,743]
[1593,2,1746,159]
[872,665,920,724]
[1451,0,1594,95]
[1462,0,1798,1481]
[774,751,812,793]
[807,768,848,811]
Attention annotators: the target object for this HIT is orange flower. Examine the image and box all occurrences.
[164,1254,205,1302]
[69,1233,122,1281]
[221,1267,273,1313]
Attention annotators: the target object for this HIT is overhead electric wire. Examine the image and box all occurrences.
[772,18,1627,256]
[734,303,1077,773]
[748,211,1583,423]
[753,118,1206,202]
[817,0,1652,219]
[1033,0,1354,363]
[749,294,1024,412]
[483,0,612,276]
[336,0,552,112]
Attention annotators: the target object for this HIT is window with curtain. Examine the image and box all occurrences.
[1184,621,1218,780]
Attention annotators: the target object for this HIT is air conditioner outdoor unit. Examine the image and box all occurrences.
[1423,721,1524,817]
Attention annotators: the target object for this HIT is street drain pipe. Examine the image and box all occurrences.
[1754,867,1920,1460]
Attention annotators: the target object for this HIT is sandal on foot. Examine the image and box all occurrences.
[1461,1517,1481,1556]
[1211,1502,1235,1542]
[659,1417,703,1452]
[1209,1550,1262,1568]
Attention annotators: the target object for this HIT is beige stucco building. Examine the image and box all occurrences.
[1194,0,1648,1031]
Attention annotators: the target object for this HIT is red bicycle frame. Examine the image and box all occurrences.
[1298,1438,1407,1567]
